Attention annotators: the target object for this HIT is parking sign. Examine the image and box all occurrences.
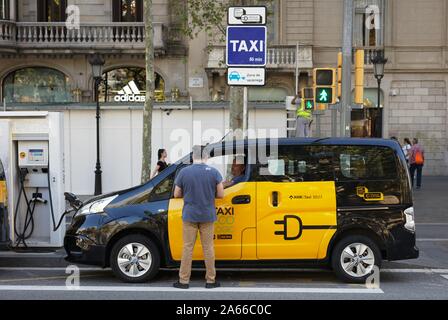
[226,26,267,67]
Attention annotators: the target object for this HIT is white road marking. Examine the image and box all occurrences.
[0,284,383,294]
[1,267,448,273]
[442,275,448,280]
[382,269,448,273]
[417,239,448,242]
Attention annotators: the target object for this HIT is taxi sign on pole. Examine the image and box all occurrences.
[226,26,267,67]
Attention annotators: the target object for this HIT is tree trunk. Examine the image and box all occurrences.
[141,0,154,183]
[229,86,245,139]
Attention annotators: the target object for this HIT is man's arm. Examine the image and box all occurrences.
[216,182,224,199]
[291,95,299,105]
[174,185,183,198]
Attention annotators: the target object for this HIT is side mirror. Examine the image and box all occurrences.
[64,192,83,210]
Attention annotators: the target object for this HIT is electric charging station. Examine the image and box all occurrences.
[0,111,65,248]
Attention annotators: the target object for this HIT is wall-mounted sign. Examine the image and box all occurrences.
[189,77,204,88]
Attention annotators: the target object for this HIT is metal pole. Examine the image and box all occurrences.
[94,78,102,195]
[341,0,353,137]
[243,86,248,138]
[316,114,321,137]
[295,42,299,94]
[377,78,381,109]
[331,104,338,137]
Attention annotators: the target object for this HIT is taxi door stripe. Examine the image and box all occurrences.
[302,225,337,230]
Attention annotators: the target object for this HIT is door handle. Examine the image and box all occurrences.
[272,191,279,207]
[232,195,251,205]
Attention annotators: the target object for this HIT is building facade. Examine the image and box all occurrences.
[0,0,447,175]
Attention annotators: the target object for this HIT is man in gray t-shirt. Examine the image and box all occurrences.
[173,145,224,289]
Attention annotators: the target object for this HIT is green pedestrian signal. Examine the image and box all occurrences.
[315,87,333,104]
[305,100,314,110]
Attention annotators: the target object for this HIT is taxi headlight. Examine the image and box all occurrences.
[78,195,118,215]
[404,207,416,232]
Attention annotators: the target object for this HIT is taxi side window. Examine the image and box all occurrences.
[148,173,175,202]
[336,146,397,181]
[255,146,335,182]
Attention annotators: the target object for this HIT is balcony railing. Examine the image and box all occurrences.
[0,20,165,52]
[353,46,385,65]
[207,45,313,69]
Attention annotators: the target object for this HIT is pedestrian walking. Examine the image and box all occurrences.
[150,148,169,179]
[402,138,412,164]
[173,145,224,289]
[409,138,425,190]
[292,94,312,137]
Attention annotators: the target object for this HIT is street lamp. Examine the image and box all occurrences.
[370,50,388,109]
[88,53,105,195]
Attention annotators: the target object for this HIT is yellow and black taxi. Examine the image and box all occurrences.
[64,138,418,283]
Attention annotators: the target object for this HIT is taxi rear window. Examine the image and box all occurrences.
[336,146,398,181]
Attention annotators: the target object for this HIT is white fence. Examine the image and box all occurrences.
[63,107,286,195]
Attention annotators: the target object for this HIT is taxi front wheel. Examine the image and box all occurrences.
[110,235,160,283]
[331,235,382,283]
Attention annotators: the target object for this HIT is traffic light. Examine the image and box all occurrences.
[301,87,314,111]
[337,52,342,98]
[313,68,336,104]
[354,49,365,105]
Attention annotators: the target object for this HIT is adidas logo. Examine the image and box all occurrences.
[114,81,145,102]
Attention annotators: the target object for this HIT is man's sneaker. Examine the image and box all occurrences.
[205,281,221,289]
[173,281,189,289]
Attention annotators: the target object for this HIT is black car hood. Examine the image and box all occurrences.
[82,184,142,206]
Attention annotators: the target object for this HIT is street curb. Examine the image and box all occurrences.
[0,250,69,268]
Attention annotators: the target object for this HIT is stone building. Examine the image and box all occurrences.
[0,0,447,175]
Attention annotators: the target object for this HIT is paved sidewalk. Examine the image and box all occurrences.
[412,176,448,223]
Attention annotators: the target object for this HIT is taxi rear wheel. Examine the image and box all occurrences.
[110,235,160,283]
[331,235,382,283]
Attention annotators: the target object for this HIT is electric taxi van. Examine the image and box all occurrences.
[64,138,418,283]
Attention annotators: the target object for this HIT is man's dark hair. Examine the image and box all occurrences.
[413,138,419,144]
[192,145,208,161]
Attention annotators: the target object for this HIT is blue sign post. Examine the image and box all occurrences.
[226,26,267,67]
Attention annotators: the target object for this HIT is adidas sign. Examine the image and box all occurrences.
[114,81,146,102]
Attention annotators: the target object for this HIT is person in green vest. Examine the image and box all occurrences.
[291,94,313,137]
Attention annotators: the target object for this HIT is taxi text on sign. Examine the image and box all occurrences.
[226,26,267,67]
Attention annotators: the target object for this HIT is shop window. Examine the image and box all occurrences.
[37,0,67,22]
[2,67,72,103]
[99,67,165,102]
[112,0,143,22]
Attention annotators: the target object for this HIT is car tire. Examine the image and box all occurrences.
[110,234,160,283]
[331,234,382,283]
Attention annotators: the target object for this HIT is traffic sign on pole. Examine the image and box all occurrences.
[226,26,267,67]
[228,6,266,25]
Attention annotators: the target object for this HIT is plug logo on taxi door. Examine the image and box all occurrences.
[274,215,303,240]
